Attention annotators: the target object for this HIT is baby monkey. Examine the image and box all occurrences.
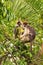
[14,20,36,52]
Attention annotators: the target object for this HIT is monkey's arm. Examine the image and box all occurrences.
[14,26,19,38]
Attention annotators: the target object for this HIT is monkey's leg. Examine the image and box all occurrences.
[30,42,32,53]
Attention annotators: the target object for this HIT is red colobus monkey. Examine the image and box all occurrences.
[14,21,36,52]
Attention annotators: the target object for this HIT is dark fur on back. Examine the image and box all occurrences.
[27,25,36,42]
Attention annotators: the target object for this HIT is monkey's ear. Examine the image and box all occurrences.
[17,21,22,26]
[23,22,28,27]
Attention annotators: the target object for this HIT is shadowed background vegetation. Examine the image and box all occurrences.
[0,0,43,65]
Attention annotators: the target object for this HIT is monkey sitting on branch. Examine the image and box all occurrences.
[14,20,36,53]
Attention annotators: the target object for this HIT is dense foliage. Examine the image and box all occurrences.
[0,0,43,65]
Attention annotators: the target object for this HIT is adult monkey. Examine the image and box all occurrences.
[14,20,36,53]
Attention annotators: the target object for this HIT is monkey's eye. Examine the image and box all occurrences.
[21,32,24,35]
